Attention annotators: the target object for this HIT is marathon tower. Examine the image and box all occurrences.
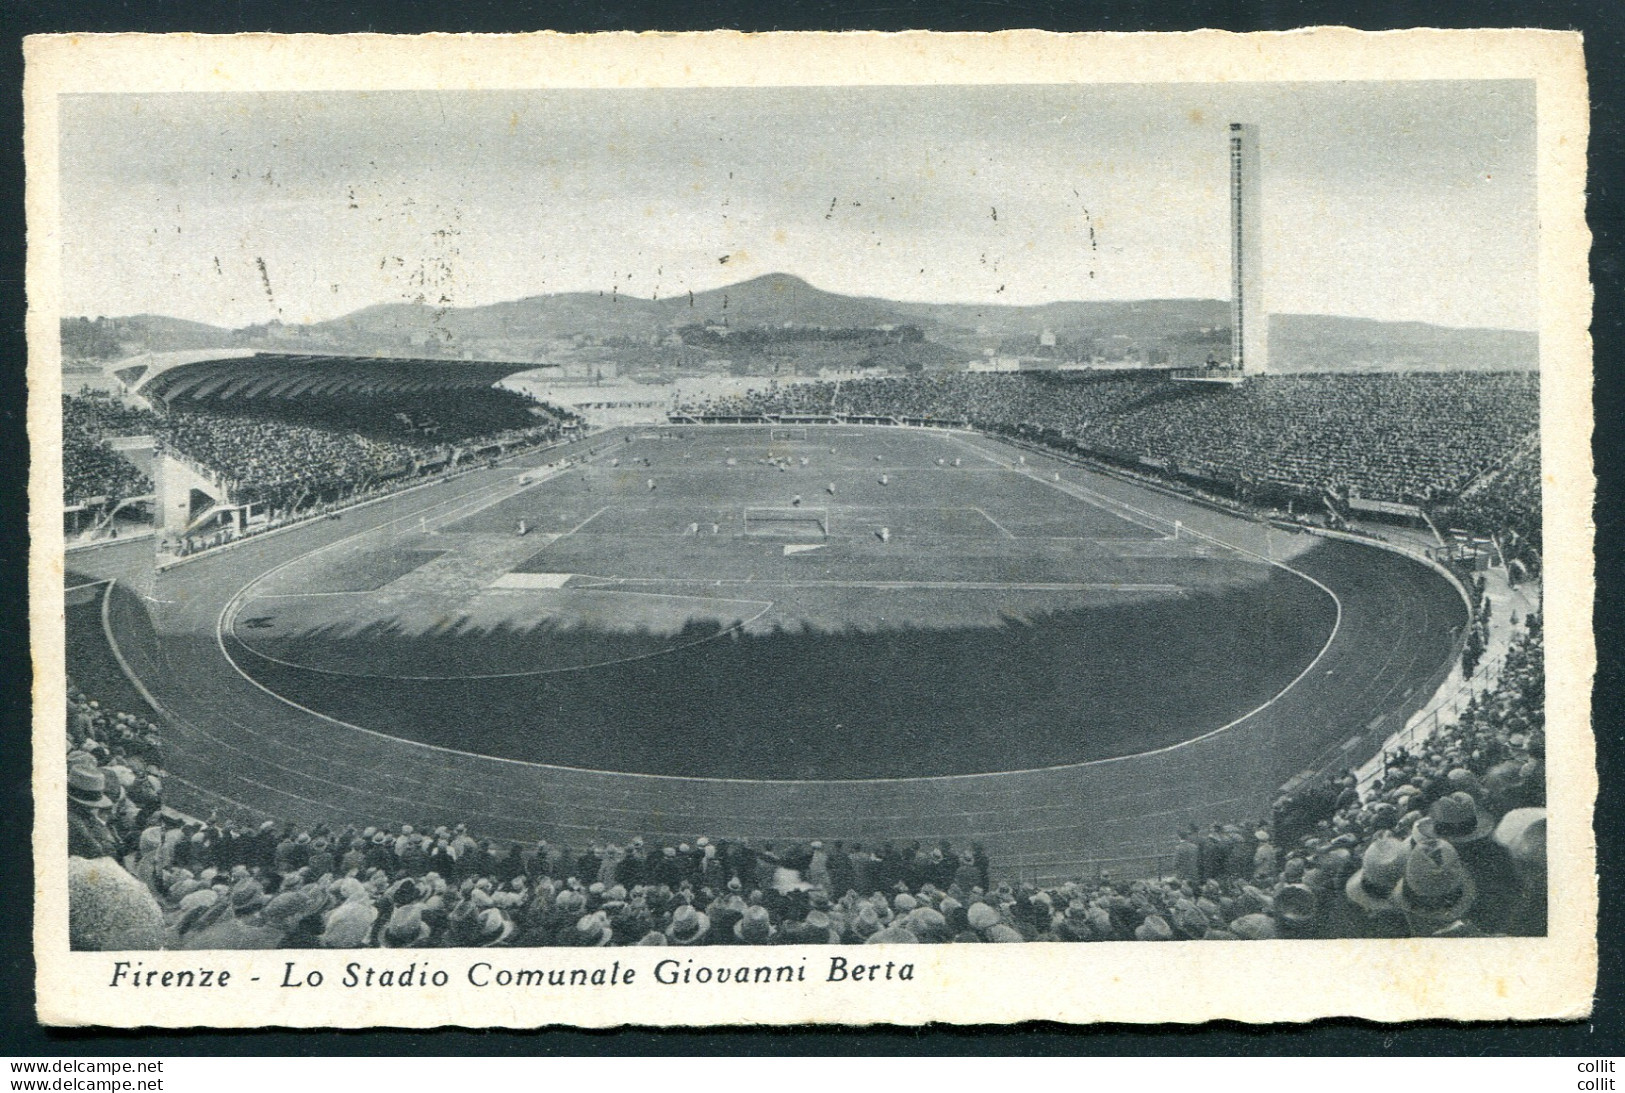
[1229,123,1267,374]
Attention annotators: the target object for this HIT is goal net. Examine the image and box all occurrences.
[743,506,829,537]
[770,426,809,441]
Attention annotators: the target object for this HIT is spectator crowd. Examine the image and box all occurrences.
[1440,446,1543,568]
[62,393,160,507]
[68,613,1545,950]
[684,370,1538,515]
[62,391,576,517]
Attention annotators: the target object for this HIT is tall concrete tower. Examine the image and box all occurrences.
[1229,123,1267,374]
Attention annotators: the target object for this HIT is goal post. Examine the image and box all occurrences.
[769,426,809,441]
[742,506,829,537]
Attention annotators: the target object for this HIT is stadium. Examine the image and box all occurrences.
[62,349,1546,948]
[58,116,1547,951]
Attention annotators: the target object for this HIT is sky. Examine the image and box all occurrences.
[57,81,1537,331]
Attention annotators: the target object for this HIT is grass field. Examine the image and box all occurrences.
[219,427,1340,780]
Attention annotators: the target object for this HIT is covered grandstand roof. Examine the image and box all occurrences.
[131,352,534,405]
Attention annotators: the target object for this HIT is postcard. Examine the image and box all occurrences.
[27,29,1595,1027]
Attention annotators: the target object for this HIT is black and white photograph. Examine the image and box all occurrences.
[27,30,1595,1028]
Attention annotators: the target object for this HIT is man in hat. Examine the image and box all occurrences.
[320,878,379,948]
[1495,808,1547,936]
[69,855,164,951]
[1425,791,1520,933]
[1393,838,1478,935]
[68,765,120,860]
[668,904,712,945]
[1173,827,1201,884]
[734,905,776,945]
[1340,835,1412,938]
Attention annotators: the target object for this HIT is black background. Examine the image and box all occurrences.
[0,0,1618,1056]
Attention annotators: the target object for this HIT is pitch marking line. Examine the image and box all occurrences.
[970,506,1019,539]
[947,435,1171,538]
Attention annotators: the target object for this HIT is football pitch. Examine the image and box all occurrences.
[225,426,1338,780]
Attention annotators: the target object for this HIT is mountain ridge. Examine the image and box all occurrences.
[63,273,1538,373]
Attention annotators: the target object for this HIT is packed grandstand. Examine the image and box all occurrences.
[64,380,578,540]
[62,392,159,507]
[63,365,1546,948]
[678,371,1541,569]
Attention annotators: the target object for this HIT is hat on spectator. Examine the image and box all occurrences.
[984,924,1025,943]
[230,879,269,915]
[1170,899,1209,937]
[903,907,950,942]
[319,907,378,949]
[69,857,165,951]
[1392,839,1477,921]
[1345,835,1411,912]
[479,908,516,946]
[966,902,1000,931]
[381,904,432,947]
[734,905,776,944]
[261,889,323,931]
[1274,884,1319,926]
[1493,808,1547,879]
[1425,792,1495,843]
[174,891,231,937]
[1229,913,1278,940]
[1446,767,1485,797]
[1484,760,1537,810]
[1134,915,1174,941]
[668,905,711,945]
[800,910,842,944]
[177,887,219,914]
[850,903,883,939]
[1235,885,1274,916]
[865,924,921,944]
[636,931,668,946]
[571,911,612,947]
[68,765,112,809]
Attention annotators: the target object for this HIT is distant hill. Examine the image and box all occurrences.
[62,314,239,360]
[678,273,915,330]
[70,274,1538,374]
[1269,314,1538,373]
